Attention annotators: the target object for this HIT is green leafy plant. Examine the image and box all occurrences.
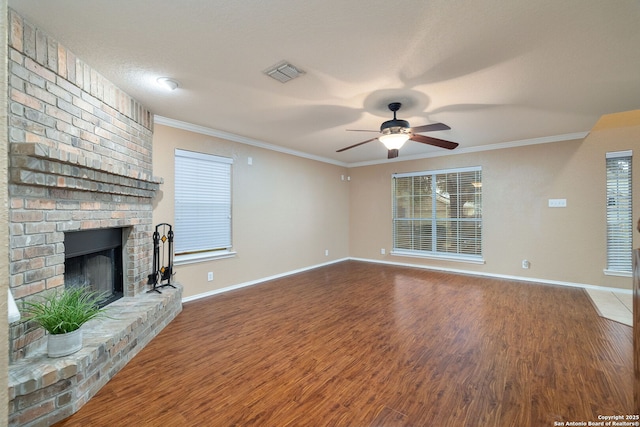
[21,287,108,335]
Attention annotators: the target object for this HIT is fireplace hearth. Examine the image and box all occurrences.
[64,228,125,307]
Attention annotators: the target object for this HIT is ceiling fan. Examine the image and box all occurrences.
[336,102,458,159]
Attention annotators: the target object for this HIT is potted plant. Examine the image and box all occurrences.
[21,287,108,357]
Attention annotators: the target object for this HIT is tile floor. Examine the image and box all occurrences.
[586,288,633,327]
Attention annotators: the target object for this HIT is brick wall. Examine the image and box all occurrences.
[7,9,161,361]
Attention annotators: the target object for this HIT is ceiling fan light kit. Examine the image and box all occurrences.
[338,102,458,159]
[379,132,410,150]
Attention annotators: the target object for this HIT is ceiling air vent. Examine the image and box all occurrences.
[263,61,305,83]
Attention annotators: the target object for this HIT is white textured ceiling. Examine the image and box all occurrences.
[8,0,640,166]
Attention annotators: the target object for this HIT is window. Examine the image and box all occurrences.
[174,149,233,258]
[392,167,482,262]
[605,150,632,275]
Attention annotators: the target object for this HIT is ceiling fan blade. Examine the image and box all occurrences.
[387,149,399,159]
[411,122,451,133]
[410,134,459,150]
[336,137,379,152]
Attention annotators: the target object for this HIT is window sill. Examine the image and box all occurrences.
[391,250,485,265]
[175,250,237,266]
[603,269,632,278]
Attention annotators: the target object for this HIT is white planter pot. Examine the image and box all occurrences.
[47,328,83,357]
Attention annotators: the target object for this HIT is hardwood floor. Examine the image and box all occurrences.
[54,261,634,426]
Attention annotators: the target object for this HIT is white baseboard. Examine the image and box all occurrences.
[183,256,632,303]
[348,257,633,295]
[181,258,350,303]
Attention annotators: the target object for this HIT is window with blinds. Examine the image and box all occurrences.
[174,149,233,255]
[392,167,482,261]
[605,151,632,275]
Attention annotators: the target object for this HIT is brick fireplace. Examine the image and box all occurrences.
[7,10,182,426]
[7,8,160,361]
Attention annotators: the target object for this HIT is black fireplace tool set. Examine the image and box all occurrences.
[147,223,176,293]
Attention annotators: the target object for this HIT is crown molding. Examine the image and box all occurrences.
[154,115,349,167]
[155,115,588,170]
[347,131,590,168]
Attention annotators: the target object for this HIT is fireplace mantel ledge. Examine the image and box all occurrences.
[10,142,163,197]
[10,142,163,185]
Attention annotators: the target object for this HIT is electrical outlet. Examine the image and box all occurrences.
[381,248,386,255]
[522,260,530,269]
[207,272,213,281]
[325,249,329,256]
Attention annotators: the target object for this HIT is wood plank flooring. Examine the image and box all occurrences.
[54,261,634,426]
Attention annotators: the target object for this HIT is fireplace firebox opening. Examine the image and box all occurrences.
[64,228,125,307]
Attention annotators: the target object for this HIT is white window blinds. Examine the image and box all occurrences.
[605,151,632,274]
[392,167,482,260]
[174,149,232,255]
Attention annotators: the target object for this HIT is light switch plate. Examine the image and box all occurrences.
[548,198,567,208]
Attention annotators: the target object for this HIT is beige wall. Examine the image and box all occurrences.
[155,111,640,298]
[153,124,350,299]
[349,110,640,290]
